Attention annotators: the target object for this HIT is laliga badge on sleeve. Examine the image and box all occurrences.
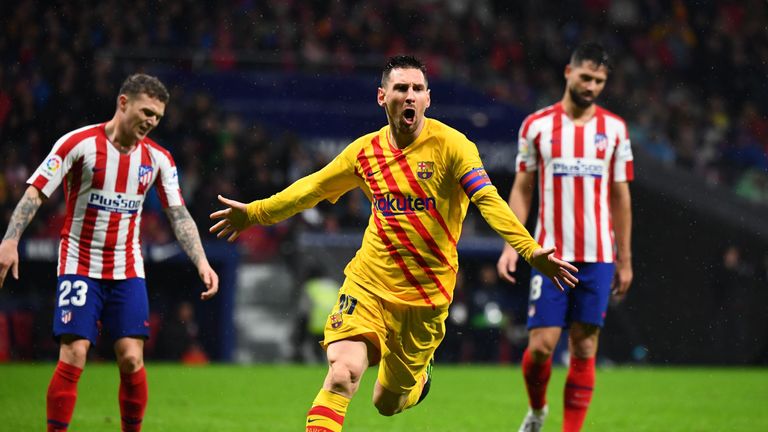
[42,155,63,179]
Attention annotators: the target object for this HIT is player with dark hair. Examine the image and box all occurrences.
[210,55,578,432]
[0,73,219,432]
[497,42,634,432]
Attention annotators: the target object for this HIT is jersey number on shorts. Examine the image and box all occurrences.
[338,294,358,315]
[530,275,543,301]
[58,280,89,307]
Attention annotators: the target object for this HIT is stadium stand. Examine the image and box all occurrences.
[1,0,766,363]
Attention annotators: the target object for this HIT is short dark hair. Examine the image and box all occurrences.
[570,43,612,72]
[118,74,170,103]
[381,55,428,87]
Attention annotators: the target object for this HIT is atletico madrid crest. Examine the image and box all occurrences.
[138,164,154,187]
[416,161,434,180]
[594,133,608,152]
[61,310,72,324]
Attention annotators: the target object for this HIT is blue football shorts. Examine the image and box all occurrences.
[526,262,615,329]
[53,275,150,344]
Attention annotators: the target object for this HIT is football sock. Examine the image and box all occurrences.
[306,389,349,432]
[563,356,595,432]
[47,361,83,432]
[522,348,552,411]
[119,367,148,432]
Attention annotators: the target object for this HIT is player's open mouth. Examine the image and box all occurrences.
[403,108,416,125]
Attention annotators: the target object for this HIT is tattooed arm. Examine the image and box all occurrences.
[0,186,46,288]
[165,206,207,267]
[164,205,219,300]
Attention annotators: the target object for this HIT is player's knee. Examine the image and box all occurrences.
[571,339,597,358]
[117,352,144,373]
[529,343,556,361]
[570,325,599,358]
[328,358,364,394]
[59,337,90,366]
[373,395,402,417]
[372,383,408,416]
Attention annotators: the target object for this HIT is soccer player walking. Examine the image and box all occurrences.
[0,74,219,431]
[496,43,634,432]
[210,55,578,432]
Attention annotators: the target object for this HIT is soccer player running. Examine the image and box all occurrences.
[0,74,219,432]
[210,55,578,432]
[496,43,634,432]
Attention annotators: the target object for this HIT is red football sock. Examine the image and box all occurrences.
[47,361,83,432]
[119,368,148,432]
[563,356,595,432]
[522,348,552,410]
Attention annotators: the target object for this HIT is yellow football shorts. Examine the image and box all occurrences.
[322,278,449,394]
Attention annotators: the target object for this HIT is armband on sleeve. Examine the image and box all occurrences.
[460,168,492,198]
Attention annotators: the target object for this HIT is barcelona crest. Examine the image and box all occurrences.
[416,161,434,180]
[330,312,343,329]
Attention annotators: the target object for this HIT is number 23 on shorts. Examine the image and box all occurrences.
[58,279,89,307]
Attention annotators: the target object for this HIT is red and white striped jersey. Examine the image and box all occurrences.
[515,102,634,263]
[27,123,184,279]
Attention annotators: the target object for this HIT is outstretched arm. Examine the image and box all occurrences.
[210,154,360,241]
[164,205,219,300]
[0,186,45,288]
[474,188,578,291]
[209,195,251,242]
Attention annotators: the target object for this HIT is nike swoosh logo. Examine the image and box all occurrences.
[306,418,319,423]
[366,171,379,177]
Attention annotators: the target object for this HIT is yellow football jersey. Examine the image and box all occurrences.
[247,118,539,307]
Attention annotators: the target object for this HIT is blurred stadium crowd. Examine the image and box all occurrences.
[1,1,767,362]
[2,0,768,239]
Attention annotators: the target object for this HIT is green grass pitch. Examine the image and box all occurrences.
[1,363,766,431]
